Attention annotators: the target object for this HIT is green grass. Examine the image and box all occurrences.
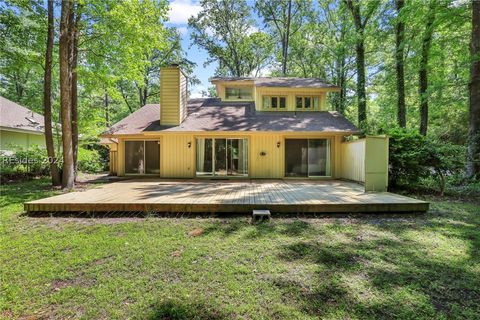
[1,179,479,319]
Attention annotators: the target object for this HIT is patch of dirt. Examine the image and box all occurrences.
[1,309,14,319]
[50,273,96,292]
[91,255,114,266]
[171,250,182,257]
[188,228,204,237]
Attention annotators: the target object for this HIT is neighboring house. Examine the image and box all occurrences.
[0,96,48,154]
[101,65,389,191]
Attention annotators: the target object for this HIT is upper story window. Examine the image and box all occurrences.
[262,96,286,110]
[296,96,320,110]
[225,87,253,100]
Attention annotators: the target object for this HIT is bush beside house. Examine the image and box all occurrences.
[386,128,476,197]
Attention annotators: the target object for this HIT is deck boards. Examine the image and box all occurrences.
[24,179,429,213]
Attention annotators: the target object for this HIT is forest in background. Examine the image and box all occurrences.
[0,0,478,193]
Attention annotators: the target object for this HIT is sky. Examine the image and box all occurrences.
[166,0,217,98]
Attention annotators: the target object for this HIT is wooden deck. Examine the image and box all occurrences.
[24,179,429,214]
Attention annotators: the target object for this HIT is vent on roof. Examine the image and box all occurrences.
[25,117,39,125]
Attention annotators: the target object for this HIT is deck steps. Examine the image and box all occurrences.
[252,209,271,221]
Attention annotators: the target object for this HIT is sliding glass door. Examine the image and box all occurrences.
[125,140,160,174]
[285,139,331,177]
[196,138,248,177]
[214,139,227,176]
[285,139,308,177]
[307,139,330,176]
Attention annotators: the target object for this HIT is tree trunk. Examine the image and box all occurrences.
[419,3,436,136]
[43,0,61,186]
[282,0,292,76]
[59,0,74,189]
[395,0,406,128]
[70,6,81,180]
[466,0,480,179]
[105,91,110,127]
[355,33,367,125]
[345,0,368,126]
[334,54,347,114]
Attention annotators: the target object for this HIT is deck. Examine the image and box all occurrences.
[24,179,429,214]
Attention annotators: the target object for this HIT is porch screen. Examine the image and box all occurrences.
[125,140,160,174]
[196,138,248,177]
[285,139,331,177]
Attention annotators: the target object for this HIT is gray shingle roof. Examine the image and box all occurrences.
[103,98,358,136]
[0,96,45,133]
[210,77,339,89]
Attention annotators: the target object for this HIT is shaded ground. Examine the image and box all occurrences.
[1,179,479,319]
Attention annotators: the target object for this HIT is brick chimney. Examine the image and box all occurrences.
[160,64,188,126]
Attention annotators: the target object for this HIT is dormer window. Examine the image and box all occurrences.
[263,96,286,110]
[296,96,320,110]
[225,87,252,100]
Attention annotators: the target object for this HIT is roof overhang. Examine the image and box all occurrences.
[210,79,255,86]
[254,85,341,92]
[0,126,44,135]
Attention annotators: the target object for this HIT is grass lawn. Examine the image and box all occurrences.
[1,179,479,319]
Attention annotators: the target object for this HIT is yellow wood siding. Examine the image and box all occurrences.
[250,134,282,178]
[161,134,194,178]
[117,137,125,175]
[160,67,180,125]
[109,150,117,175]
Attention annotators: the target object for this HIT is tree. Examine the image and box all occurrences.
[118,28,199,111]
[419,0,437,136]
[285,1,355,113]
[43,0,61,186]
[0,1,46,110]
[69,3,81,179]
[344,0,378,126]
[395,0,406,128]
[255,0,308,75]
[189,0,273,77]
[59,0,74,189]
[466,0,480,179]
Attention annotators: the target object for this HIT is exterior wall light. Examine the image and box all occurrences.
[277,141,281,148]
[187,142,192,148]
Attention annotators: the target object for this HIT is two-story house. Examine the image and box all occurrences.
[101,65,389,191]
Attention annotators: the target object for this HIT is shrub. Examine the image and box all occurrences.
[425,140,465,196]
[386,128,466,195]
[77,147,105,173]
[0,145,51,182]
[387,128,430,187]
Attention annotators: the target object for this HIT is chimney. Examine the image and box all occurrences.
[160,64,188,126]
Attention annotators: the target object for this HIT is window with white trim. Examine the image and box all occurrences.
[295,96,320,110]
[262,96,286,110]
